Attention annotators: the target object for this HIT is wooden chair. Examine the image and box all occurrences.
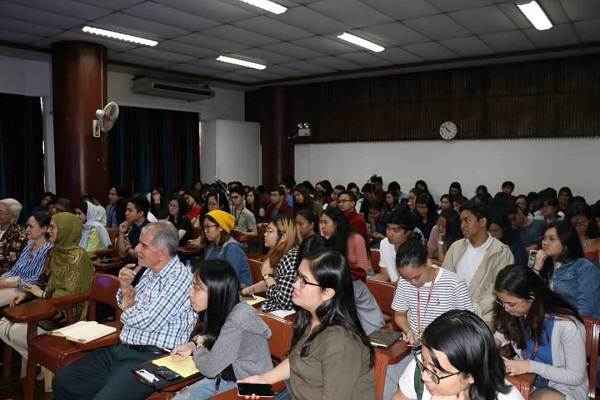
[246,224,267,260]
[3,274,122,400]
[373,340,411,400]
[370,249,381,274]
[584,316,600,399]
[366,279,400,331]
[248,258,264,285]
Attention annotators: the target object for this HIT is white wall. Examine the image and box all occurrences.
[295,138,600,203]
[108,71,244,121]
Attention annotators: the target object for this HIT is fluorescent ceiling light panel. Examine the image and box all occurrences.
[516,1,553,30]
[217,55,266,70]
[82,26,158,46]
[337,32,384,52]
[239,0,287,14]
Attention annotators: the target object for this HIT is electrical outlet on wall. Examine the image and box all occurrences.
[92,120,101,138]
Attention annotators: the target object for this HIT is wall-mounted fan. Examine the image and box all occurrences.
[93,102,119,137]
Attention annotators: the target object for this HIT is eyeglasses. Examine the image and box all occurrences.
[48,224,58,231]
[295,274,321,288]
[494,298,525,312]
[203,224,219,231]
[414,352,461,385]
[168,204,178,209]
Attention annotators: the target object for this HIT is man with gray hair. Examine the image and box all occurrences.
[53,221,197,400]
[0,198,27,274]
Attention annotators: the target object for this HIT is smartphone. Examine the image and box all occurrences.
[237,383,275,397]
[527,250,538,268]
[154,366,181,381]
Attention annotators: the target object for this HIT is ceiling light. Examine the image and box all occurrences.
[516,1,553,30]
[82,26,158,46]
[238,0,287,14]
[217,55,266,70]
[337,33,384,52]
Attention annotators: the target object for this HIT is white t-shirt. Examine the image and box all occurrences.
[398,359,525,400]
[391,267,474,335]
[455,234,493,286]
[379,237,399,282]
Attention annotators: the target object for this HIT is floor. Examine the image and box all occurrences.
[0,353,54,400]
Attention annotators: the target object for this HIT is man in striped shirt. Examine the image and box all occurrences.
[53,221,197,400]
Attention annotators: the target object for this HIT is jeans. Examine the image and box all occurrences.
[172,378,236,400]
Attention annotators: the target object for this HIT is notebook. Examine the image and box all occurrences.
[368,329,403,348]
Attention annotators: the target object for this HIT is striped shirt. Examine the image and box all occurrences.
[391,267,474,335]
[3,241,53,284]
[117,256,197,350]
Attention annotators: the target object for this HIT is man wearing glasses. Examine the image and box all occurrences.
[337,190,370,247]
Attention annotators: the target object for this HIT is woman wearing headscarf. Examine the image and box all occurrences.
[0,212,94,359]
[75,201,112,253]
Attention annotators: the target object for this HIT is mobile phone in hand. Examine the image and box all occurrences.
[237,383,275,397]
[527,250,538,268]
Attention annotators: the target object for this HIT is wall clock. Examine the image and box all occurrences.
[439,121,457,140]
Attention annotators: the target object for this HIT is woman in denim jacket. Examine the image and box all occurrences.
[532,221,600,319]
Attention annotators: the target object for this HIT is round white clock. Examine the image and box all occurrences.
[439,121,457,140]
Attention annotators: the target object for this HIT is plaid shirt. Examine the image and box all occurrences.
[262,250,298,312]
[117,256,197,350]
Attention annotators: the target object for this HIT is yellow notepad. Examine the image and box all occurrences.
[243,295,266,306]
[152,355,200,378]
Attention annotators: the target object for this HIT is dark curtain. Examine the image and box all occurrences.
[108,106,200,198]
[0,93,44,221]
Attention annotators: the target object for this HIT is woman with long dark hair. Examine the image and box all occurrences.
[565,201,600,267]
[494,265,587,400]
[245,188,265,224]
[415,192,438,240]
[166,196,194,246]
[292,185,322,217]
[320,207,384,334]
[393,309,522,400]
[532,221,600,318]
[240,249,376,399]
[170,259,272,400]
[241,215,301,312]
[427,208,462,262]
[295,209,317,239]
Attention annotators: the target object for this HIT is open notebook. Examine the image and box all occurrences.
[49,321,117,344]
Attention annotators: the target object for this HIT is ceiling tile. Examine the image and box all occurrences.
[233,16,313,41]
[523,24,581,48]
[574,19,600,42]
[358,0,442,20]
[177,33,251,53]
[65,0,145,10]
[0,2,82,30]
[235,48,296,64]
[1,0,112,20]
[361,22,430,46]
[404,14,472,40]
[123,2,221,31]
[308,0,393,28]
[109,52,172,68]
[375,47,424,64]
[203,25,279,47]
[95,12,189,39]
[426,0,494,12]
[154,0,257,23]
[290,36,355,55]
[449,5,517,35]
[560,0,600,21]
[310,55,361,70]
[479,30,536,53]
[403,42,458,60]
[128,47,198,63]
[279,60,336,74]
[263,65,308,77]
[36,30,139,52]
[0,29,41,45]
[0,16,63,37]
[158,40,219,58]
[213,72,264,83]
[438,36,495,57]
[263,42,325,59]
[167,63,223,77]
[337,52,389,67]
[273,5,347,35]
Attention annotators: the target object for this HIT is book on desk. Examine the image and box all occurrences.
[49,321,117,344]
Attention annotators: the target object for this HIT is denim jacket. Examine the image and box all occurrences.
[552,257,600,319]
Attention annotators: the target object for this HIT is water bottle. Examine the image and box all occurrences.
[186,259,192,270]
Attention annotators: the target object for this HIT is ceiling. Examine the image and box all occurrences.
[0,0,599,89]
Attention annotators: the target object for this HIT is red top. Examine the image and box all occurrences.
[186,205,202,221]
[345,209,370,247]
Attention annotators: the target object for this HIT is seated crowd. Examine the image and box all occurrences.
[0,176,599,400]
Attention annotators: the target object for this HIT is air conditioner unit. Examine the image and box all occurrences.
[131,77,215,101]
